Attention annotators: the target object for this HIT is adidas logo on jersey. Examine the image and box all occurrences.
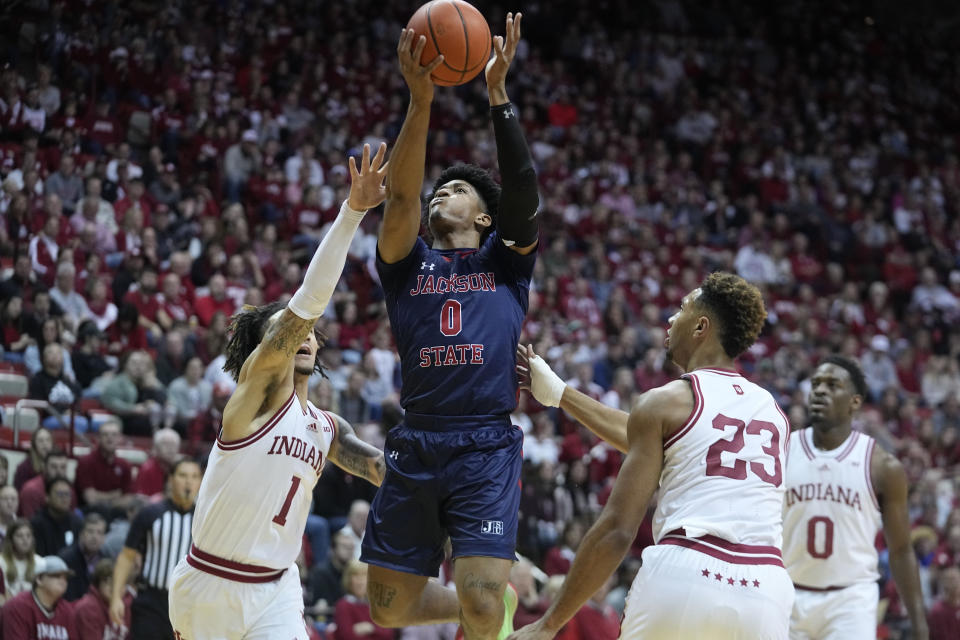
[306,422,318,432]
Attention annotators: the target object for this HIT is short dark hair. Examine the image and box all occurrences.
[91,558,114,588]
[223,301,326,382]
[46,476,71,496]
[695,272,767,359]
[429,164,501,244]
[169,457,200,477]
[818,355,868,399]
[43,449,68,465]
[81,512,106,533]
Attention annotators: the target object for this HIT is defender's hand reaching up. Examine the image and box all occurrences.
[485,12,522,92]
[347,142,389,212]
[397,29,445,104]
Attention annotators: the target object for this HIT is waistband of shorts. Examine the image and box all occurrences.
[659,528,784,567]
[402,412,513,431]
[793,583,846,592]
[187,545,286,584]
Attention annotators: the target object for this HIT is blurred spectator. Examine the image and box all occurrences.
[0,486,18,543]
[556,575,620,640]
[337,369,372,425]
[31,476,82,556]
[0,520,42,603]
[524,413,560,467]
[332,560,394,640]
[49,262,92,334]
[921,356,960,409]
[75,420,132,512]
[45,155,83,213]
[131,428,181,498]
[101,496,146,560]
[1,295,34,360]
[13,428,53,491]
[307,529,355,619]
[0,555,76,639]
[72,320,112,390]
[543,518,586,577]
[928,566,960,640]
[155,328,193,386]
[101,352,166,436]
[511,557,547,629]
[223,130,262,203]
[74,558,133,640]
[164,357,212,436]
[339,500,369,563]
[28,342,89,432]
[20,449,77,520]
[59,512,108,602]
[194,274,236,328]
[861,335,899,402]
[23,317,75,382]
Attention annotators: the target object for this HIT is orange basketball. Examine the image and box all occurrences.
[406,0,492,87]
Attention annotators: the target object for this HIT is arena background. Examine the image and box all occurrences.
[0,0,958,638]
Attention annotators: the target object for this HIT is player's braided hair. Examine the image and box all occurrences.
[695,272,767,359]
[223,301,327,382]
[818,355,868,399]
[429,163,501,244]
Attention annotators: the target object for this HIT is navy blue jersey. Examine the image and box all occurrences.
[377,231,535,417]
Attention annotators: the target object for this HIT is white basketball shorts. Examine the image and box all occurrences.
[789,581,878,640]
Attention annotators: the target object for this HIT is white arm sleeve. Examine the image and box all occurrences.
[287,200,366,320]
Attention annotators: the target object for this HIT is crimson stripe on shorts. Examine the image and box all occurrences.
[190,545,282,573]
[186,555,284,584]
[659,533,784,567]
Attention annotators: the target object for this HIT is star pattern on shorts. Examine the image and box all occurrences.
[740,578,748,586]
[702,569,710,577]
[714,573,723,581]
[753,579,761,588]
[727,577,735,585]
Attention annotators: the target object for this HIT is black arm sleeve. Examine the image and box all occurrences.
[492,103,539,246]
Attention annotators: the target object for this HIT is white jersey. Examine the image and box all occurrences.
[782,428,881,589]
[653,368,791,549]
[189,391,336,578]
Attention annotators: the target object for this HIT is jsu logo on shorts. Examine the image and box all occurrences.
[481,520,503,535]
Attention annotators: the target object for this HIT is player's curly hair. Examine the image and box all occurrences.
[429,163,501,244]
[695,272,767,359]
[818,355,868,398]
[223,301,326,382]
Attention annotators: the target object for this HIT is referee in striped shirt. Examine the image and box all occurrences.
[109,458,202,640]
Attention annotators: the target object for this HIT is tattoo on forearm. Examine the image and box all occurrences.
[369,582,398,608]
[264,311,314,357]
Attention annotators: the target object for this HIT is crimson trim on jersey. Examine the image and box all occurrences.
[836,431,860,462]
[187,545,285,583]
[696,367,741,377]
[216,391,296,451]
[663,374,704,450]
[865,440,880,510]
[793,583,845,592]
[318,410,338,442]
[799,429,816,460]
[775,403,791,466]
[659,529,783,567]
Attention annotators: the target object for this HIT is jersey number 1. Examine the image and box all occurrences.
[272,475,302,526]
[705,414,782,486]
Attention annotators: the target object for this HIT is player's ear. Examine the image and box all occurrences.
[475,212,492,229]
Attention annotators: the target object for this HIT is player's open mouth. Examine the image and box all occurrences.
[297,346,311,356]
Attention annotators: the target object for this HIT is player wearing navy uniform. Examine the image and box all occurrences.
[363,13,538,640]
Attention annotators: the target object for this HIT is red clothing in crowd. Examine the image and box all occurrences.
[20,475,78,519]
[75,447,132,504]
[123,289,161,323]
[543,545,574,577]
[73,584,132,640]
[556,600,621,640]
[0,589,77,640]
[193,294,235,327]
[332,595,394,640]
[130,456,168,497]
[928,598,960,640]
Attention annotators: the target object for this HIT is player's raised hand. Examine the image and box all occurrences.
[485,12,522,89]
[397,29,445,102]
[347,142,389,212]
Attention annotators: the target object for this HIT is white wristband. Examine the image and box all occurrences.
[529,354,566,408]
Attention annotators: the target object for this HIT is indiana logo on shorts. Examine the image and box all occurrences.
[481,520,503,535]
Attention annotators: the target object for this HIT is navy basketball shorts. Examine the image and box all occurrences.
[360,412,523,577]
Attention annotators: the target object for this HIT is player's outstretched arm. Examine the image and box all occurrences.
[875,447,929,640]
[223,145,387,440]
[508,389,672,640]
[379,30,444,264]
[517,345,629,452]
[486,13,539,255]
[327,413,386,487]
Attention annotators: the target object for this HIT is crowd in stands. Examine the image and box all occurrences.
[0,0,958,637]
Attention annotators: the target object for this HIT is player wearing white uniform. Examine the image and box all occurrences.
[511,272,793,640]
[168,144,389,640]
[783,357,927,640]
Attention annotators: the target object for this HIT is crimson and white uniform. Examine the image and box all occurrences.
[169,391,337,639]
[621,368,794,640]
[783,428,882,640]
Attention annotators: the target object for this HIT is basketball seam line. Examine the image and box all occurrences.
[451,0,468,84]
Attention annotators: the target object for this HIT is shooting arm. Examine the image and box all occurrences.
[327,413,386,487]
